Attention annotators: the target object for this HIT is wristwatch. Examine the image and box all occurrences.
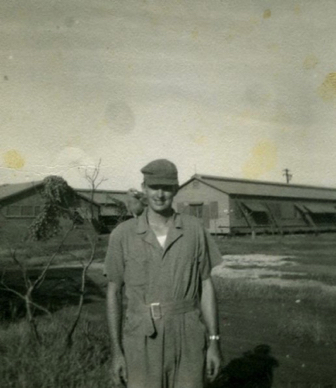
[208,335,220,340]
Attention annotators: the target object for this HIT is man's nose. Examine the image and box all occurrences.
[157,189,164,197]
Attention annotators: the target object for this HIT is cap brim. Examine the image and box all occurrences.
[144,176,178,186]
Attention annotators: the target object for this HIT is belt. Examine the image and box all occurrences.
[128,299,198,337]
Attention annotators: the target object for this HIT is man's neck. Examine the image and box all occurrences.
[147,208,174,226]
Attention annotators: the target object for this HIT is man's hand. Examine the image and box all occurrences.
[107,282,126,385]
[206,342,221,382]
[111,352,128,386]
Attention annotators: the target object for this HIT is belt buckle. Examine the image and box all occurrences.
[150,303,162,320]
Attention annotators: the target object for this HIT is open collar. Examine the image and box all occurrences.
[136,208,184,254]
[136,208,183,234]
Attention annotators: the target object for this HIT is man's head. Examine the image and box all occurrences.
[141,159,179,186]
[141,159,179,215]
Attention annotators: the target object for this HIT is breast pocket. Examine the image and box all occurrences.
[124,254,148,286]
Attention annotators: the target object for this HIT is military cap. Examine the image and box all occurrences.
[141,159,179,185]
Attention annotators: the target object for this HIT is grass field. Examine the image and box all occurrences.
[1,232,336,387]
[214,233,336,386]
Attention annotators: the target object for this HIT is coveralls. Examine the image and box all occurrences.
[105,209,222,388]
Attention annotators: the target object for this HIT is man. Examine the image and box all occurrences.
[105,159,222,388]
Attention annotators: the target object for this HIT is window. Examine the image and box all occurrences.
[252,212,269,226]
[7,206,21,217]
[267,203,281,218]
[241,202,270,225]
[281,203,295,219]
[6,205,40,218]
[21,206,34,217]
[189,204,203,218]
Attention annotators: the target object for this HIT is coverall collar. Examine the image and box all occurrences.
[136,207,183,235]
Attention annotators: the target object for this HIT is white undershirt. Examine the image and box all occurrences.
[156,235,167,248]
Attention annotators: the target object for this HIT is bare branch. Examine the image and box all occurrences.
[0,281,26,300]
[9,249,31,289]
[27,300,52,317]
[0,282,51,317]
[34,224,74,290]
[94,176,108,191]
[82,158,107,192]
[65,239,97,347]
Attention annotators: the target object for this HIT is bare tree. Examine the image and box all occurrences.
[0,226,73,342]
[1,165,104,347]
[83,158,108,222]
[0,174,95,344]
[65,236,96,348]
[63,159,107,347]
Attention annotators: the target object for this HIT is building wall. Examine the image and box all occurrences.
[0,189,100,242]
[174,181,230,234]
[0,189,44,241]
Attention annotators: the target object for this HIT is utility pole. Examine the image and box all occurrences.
[283,168,292,184]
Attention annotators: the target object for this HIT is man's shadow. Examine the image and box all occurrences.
[209,344,279,388]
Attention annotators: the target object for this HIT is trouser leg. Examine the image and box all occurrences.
[124,312,206,388]
[171,312,207,388]
[124,330,164,388]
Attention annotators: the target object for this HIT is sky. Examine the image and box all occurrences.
[1,0,336,191]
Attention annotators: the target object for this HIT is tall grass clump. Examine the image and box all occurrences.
[0,308,112,388]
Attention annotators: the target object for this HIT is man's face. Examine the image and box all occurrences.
[142,183,178,214]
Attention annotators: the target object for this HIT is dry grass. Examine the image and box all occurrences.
[0,308,111,388]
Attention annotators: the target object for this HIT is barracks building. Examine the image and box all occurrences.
[174,174,336,235]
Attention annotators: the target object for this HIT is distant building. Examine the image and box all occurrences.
[0,181,100,242]
[76,189,130,230]
[174,174,336,235]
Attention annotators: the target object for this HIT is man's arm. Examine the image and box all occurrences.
[107,281,127,386]
[200,277,222,382]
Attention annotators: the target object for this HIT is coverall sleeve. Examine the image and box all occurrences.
[104,226,125,286]
[199,228,223,280]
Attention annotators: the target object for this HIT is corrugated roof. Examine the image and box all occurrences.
[0,181,42,202]
[180,174,336,201]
